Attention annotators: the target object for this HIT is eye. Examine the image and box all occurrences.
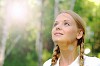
[53,22,58,27]
[64,22,70,26]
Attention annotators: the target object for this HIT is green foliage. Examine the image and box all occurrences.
[1,0,100,66]
[42,49,52,63]
[74,0,100,57]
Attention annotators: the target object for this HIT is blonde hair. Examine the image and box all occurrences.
[51,10,85,66]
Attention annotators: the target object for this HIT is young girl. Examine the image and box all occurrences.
[43,10,100,66]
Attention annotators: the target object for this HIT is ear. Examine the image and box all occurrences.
[77,30,83,39]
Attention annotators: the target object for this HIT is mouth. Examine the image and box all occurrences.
[54,32,63,35]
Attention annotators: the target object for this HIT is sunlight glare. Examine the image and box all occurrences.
[9,3,26,19]
[5,0,31,22]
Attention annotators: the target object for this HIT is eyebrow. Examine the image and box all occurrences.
[55,20,70,22]
[64,20,70,22]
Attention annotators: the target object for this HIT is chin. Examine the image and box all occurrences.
[53,39,64,43]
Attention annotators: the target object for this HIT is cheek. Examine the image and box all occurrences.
[51,28,54,38]
[65,28,77,39]
[51,28,54,34]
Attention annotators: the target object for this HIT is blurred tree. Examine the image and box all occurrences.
[0,0,99,66]
[35,0,44,66]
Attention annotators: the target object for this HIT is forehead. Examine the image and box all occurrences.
[55,13,74,22]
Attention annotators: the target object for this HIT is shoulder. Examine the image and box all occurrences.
[84,55,100,66]
[43,59,52,66]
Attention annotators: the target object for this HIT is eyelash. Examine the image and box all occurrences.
[53,22,58,27]
[64,22,70,26]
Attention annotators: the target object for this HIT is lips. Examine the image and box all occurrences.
[54,32,63,35]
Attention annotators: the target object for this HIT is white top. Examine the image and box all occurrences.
[43,55,100,66]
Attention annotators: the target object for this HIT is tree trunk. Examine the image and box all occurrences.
[0,22,8,66]
[54,0,59,18]
[70,0,76,10]
[0,1,8,65]
[35,0,44,66]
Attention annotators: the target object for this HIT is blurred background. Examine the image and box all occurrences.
[0,0,100,66]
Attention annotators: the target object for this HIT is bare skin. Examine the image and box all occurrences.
[58,41,78,66]
[52,13,83,66]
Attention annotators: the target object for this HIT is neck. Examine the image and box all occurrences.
[58,41,79,66]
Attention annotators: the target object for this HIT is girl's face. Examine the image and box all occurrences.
[52,13,79,44]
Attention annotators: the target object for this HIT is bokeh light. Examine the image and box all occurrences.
[84,48,91,54]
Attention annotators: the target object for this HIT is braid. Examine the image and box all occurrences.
[80,42,84,66]
[78,37,84,66]
[51,45,60,66]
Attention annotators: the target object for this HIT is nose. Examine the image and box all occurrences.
[56,27,61,30]
[55,24,62,30]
